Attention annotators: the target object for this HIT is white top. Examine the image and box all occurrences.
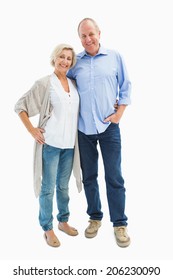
[44,73,79,148]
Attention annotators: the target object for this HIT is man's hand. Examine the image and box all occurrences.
[104,104,127,124]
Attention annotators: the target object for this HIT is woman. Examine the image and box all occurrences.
[14,44,82,247]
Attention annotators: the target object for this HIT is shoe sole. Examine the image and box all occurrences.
[85,231,98,238]
[116,239,131,248]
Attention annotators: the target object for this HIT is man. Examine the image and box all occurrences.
[67,18,131,247]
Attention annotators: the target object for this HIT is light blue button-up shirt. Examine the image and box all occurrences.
[67,46,131,135]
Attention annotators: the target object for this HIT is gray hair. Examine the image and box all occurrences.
[77,18,100,35]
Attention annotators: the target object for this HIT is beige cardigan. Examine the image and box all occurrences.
[14,75,82,197]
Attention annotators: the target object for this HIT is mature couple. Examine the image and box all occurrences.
[15,18,131,248]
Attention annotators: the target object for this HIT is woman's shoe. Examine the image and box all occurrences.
[58,222,78,236]
[44,232,61,247]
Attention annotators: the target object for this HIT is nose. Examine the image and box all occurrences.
[62,57,68,63]
[85,36,91,43]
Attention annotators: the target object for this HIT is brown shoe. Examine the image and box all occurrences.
[58,222,78,236]
[114,226,130,247]
[85,219,101,238]
[44,232,60,247]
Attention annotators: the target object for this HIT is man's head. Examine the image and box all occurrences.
[78,18,100,56]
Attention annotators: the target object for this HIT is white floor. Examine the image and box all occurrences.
[1,145,172,262]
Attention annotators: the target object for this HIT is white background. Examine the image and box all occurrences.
[0,0,173,276]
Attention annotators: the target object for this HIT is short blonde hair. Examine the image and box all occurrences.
[50,44,76,68]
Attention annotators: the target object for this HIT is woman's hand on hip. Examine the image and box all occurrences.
[30,127,45,144]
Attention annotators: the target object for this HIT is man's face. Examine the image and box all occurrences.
[78,20,100,56]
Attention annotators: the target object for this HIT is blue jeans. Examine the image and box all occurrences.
[78,123,128,227]
[39,144,74,231]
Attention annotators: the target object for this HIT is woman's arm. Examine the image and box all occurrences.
[19,111,45,144]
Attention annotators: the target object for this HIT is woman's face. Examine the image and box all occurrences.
[54,49,73,73]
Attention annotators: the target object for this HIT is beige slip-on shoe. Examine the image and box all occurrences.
[58,222,78,236]
[44,233,61,247]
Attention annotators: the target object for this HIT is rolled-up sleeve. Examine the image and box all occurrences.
[14,81,44,117]
[117,54,131,105]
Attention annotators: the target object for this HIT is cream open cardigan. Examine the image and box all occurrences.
[15,75,82,197]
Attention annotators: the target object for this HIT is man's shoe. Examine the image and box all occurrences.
[114,226,130,247]
[85,219,101,238]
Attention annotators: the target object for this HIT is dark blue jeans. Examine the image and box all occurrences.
[78,123,128,227]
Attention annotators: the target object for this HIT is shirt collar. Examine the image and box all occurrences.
[77,45,108,59]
